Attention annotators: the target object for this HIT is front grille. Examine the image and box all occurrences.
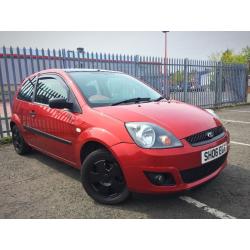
[185,126,224,146]
[180,153,227,184]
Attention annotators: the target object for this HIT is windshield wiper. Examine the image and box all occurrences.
[112,97,151,106]
[152,96,165,102]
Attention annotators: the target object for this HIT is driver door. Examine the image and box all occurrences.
[30,74,80,165]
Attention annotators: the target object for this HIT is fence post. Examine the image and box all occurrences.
[0,115,3,138]
[3,46,13,112]
[62,49,66,68]
[134,55,139,78]
[163,57,167,98]
[184,58,188,103]
[215,61,223,107]
[0,62,11,136]
[245,62,249,103]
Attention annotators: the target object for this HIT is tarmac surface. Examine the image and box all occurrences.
[0,104,250,218]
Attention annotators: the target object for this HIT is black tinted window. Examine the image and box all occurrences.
[35,76,68,105]
[17,78,35,102]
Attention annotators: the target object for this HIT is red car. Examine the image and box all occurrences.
[11,69,230,204]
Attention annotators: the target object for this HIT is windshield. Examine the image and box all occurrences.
[68,71,161,107]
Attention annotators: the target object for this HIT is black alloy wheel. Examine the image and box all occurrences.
[81,148,130,204]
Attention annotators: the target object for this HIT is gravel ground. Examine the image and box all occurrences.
[0,104,250,218]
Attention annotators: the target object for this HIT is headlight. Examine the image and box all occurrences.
[125,122,183,149]
[205,109,220,120]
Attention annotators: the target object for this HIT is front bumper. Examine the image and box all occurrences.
[110,131,230,193]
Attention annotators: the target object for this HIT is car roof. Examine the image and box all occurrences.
[63,68,122,73]
[36,68,123,75]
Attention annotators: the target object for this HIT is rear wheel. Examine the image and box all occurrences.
[81,148,130,204]
[12,125,31,155]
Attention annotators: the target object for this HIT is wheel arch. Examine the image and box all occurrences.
[10,114,22,131]
[80,140,108,164]
[77,126,125,166]
[79,140,127,183]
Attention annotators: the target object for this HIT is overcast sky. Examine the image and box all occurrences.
[0,31,249,59]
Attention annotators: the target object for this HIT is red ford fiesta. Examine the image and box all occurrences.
[11,69,230,204]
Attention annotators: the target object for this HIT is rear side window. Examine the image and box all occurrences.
[35,76,68,105]
[17,78,35,102]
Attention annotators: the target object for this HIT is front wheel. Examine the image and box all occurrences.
[81,148,130,205]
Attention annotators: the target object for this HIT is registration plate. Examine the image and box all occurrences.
[201,142,227,164]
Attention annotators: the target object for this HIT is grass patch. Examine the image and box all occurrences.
[0,136,12,145]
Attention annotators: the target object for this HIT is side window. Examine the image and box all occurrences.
[35,76,68,105]
[17,78,35,102]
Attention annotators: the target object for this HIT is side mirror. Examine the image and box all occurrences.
[49,98,73,110]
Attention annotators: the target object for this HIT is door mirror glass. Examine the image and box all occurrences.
[49,98,73,109]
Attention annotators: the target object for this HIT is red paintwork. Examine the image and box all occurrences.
[11,69,230,194]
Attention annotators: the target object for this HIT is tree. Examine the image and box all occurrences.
[241,46,250,73]
[170,71,184,83]
[220,49,246,64]
[210,47,249,64]
[241,46,250,60]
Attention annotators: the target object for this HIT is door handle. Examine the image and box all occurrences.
[29,110,36,117]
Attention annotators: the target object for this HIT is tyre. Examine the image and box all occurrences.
[12,125,31,155]
[81,148,130,205]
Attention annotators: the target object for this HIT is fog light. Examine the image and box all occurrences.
[145,172,176,186]
[154,174,166,185]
